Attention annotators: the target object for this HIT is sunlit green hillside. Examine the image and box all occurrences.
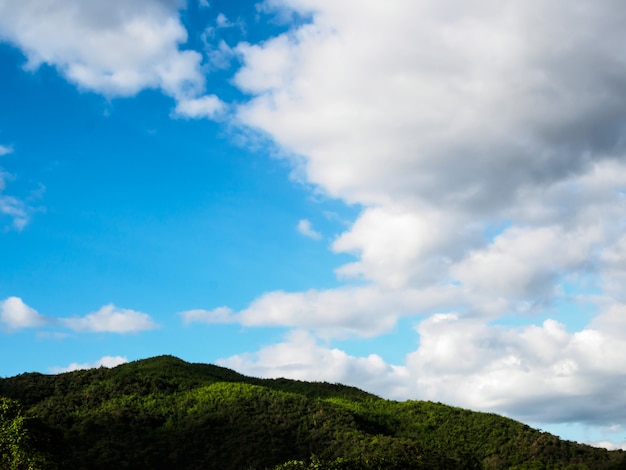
[1,355,624,469]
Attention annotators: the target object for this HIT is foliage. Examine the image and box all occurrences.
[0,397,57,470]
[0,355,624,469]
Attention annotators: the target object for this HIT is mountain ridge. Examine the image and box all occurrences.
[1,355,624,469]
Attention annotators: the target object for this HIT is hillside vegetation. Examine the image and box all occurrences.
[0,355,624,469]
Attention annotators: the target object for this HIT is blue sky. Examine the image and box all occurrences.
[2,0,626,450]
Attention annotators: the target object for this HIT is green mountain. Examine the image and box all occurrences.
[0,355,624,469]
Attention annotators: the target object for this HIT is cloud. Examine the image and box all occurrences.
[0,297,49,330]
[296,218,321,240]
[181,285,462,338]
[204,39,236,70]
[214,13,246,34]
[205,0,626,445]
[179,306,233,324]
[0,194,29,230]
[228,0,626,324]
[63,304,159,334]
[187,162,625,333]
[0,146,32,230]
[237,1,626,209]
[200,13,243,71]
[215,13,232,29]
[226,0,626,333]
[173,95,226,119]
[0,298,158,335]
[593,440,626,451]
[218,330,409,398]
[0,0,221,115]
[332,205,477,289]
[407,311,626,426]
[220,304,626,427]
[50,355,128,374]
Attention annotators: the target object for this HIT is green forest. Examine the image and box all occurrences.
[0,355,624,469]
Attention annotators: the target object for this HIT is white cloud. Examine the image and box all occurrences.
[405,312,626,425]
[214,12,245,34]
[187,159,626,333]
[296,218,321,240]
[0,194,29,230]
[0,298,158,335]
[216,13,231,28]
[0,296,48,330]
[0,0,221,117]
[592,441,626,451]
[63,304,158,334]
[0,146,31,230]
[173,95,226,119]
[179,306,233,324]
[207,0,626,447]
[226,0,626,330]
[228,0,626,327]
[332,205,478,289]
[205,39,236,70]
[50,355,128,374]
[237,1,626,209]
[219,330,409,398]
[220,305,626,427]
[181,285,462,338]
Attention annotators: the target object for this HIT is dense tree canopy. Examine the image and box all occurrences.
[0,356,624,469]
[0,397,57,470]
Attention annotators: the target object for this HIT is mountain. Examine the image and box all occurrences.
[0,355,624,469]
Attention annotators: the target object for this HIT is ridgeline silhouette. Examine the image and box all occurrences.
[1,355,624,469]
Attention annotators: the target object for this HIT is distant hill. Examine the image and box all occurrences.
[1,355,624,469]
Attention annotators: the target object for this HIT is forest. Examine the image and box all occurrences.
[1,355,625,469]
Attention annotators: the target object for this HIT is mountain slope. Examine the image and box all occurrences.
[1,355,624,469]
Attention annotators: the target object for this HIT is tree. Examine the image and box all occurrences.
[0,397,55,470]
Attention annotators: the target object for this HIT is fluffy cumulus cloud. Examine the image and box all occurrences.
[406,313,626,425]
[219,330,410,398]
[0,0,223,117]
[50,355,128,374]
[236,0,626,208]
[205,0,626,445]
[63,304,158,334]
[219,310,626,440]
[0,297,159,334]
[0,296,48,330]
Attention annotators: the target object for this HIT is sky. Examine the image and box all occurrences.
[1,0,626,450]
